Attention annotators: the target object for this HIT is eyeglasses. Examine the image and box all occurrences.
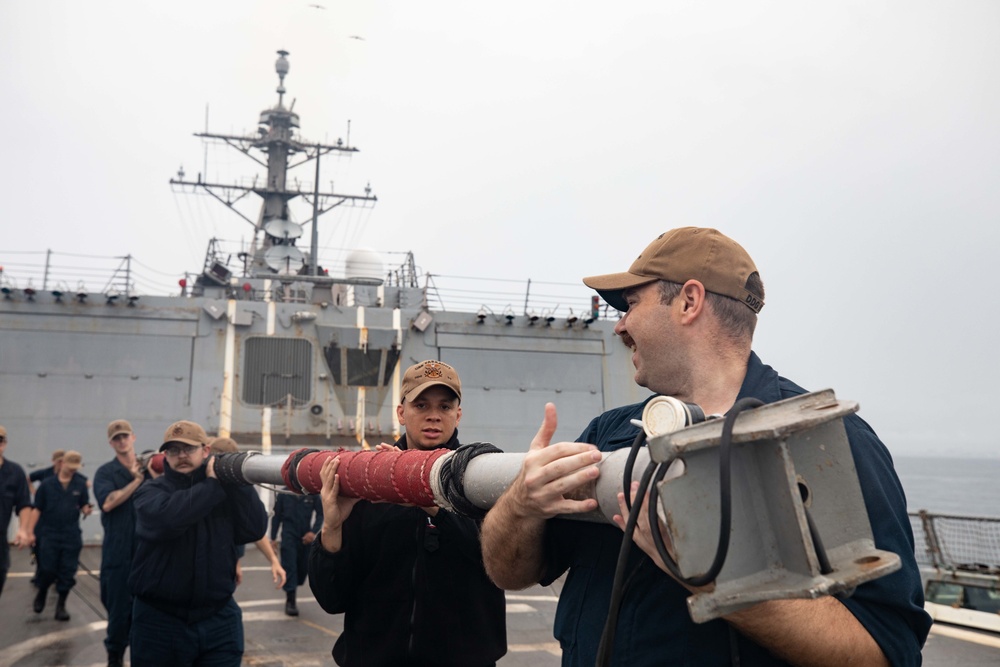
[163,443,202,457]
[0,436,6,443]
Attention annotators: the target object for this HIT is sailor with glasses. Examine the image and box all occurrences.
[128,420,267,666]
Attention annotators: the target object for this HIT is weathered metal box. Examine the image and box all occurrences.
[647,389,901,622]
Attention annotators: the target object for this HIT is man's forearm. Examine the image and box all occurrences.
[726,597,888,667]
[16,507,33,541]
[256,537,279,564]
[102,476,143,512]
[481,492,547,590]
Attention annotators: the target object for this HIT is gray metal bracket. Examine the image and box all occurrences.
[647,389,901,622]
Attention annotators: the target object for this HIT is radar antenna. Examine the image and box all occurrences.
[169,50,378,283]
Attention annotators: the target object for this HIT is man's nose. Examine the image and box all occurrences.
[613,310,629,335]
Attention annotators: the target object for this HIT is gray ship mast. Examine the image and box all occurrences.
[170,50,377,283]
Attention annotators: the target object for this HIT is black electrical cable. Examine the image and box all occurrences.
[647,458,688,583]
[804,507,834,575]
[596,458,658,667]
[728,625,742,667]
[621,429,647,513]
[646,397,763,587]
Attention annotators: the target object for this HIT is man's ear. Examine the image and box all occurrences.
[679,280,707,321]
[396,403,406,426]
[455,405,462,425]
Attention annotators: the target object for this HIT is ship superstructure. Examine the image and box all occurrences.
[0,51,643,530]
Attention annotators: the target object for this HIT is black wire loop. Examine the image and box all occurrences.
[438,442,503,520]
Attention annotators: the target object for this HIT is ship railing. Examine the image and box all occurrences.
[0,250,169,298]
[909,510,1000,574]
[425,273,616,322]
[1,248,621,321]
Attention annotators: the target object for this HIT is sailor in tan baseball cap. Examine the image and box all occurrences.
[107,420,134,440]
[160,420,209,475]
[400,360,462,404]
[61,450,83,473]
[160,420,209,450]
[581,227,765,395]
[397,360,462,451]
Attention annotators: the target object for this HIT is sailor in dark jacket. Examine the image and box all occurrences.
[271,489,323,615]
[309,360,507,667]
[128,420,267,667]
[481,228,930,666]
[31,450,92,621]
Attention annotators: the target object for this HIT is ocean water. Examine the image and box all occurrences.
[893,455,1000,517]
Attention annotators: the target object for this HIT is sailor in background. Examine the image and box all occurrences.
[128,421,267,666]
[31,449,92,621]
[309,360,507,667]
[482,227,931,666]
[93,420,144,667]
[209,436,287,592]
[28,449,66,486]
[28,449,66,586]
[0,424,33,601]
[270,480,323,615]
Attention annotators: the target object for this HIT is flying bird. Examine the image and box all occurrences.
[307,3,326,9]
[348,35,366,41]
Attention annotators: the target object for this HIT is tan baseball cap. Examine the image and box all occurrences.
[583,227,764,313]
[0,425,6,439]
[160,420,208,451]
[209,436,239,454]
[63,450,83,472]
[51,449,66,462]
[107,419,134,440]
[401,360,462,403]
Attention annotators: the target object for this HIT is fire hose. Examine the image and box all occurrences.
[212,442,647,523]
[209,390,902,625]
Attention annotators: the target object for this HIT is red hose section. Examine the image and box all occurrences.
[282,448,450,506]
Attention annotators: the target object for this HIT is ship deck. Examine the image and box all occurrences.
[1,545,997,666]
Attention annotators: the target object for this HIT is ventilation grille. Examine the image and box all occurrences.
[242,337,313,405]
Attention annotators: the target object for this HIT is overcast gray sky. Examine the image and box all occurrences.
[2,1,998,458]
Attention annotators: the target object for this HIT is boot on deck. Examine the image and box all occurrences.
[285,589,299,616]
[54,591,70,621]
[32,585,48,614]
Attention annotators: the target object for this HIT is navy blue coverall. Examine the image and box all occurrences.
[33,473,90,593]
[28,465,58,584]
[29,465,56,485]
[271,493,323,592]
[93,458,140,657]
